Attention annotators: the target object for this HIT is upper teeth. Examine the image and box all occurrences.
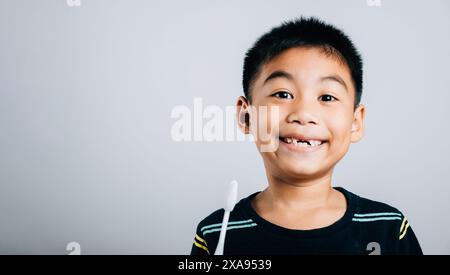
[284,138,323,147]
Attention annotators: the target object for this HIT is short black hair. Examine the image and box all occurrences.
[242,17,363,108]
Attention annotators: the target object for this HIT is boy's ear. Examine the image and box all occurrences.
[350,104,365,143]
[236,96,250,134]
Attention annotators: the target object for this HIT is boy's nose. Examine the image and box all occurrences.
[286,100,319,126]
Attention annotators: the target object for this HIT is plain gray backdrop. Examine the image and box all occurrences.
[1,0,449,254]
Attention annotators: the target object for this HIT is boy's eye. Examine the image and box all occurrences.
[319,94,337,102]
[272,91,293,100]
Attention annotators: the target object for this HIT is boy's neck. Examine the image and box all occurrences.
[261,171,337,211]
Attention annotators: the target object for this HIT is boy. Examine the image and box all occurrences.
[191,17,422,255]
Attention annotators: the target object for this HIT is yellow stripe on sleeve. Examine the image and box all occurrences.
[195,234,207,245]
[194,241,210,254]
[399,221,410,240]
[399,217,407,234]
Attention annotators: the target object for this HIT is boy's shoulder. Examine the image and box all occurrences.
[191,194,257,255]
[195,192,256,231]
[344,188,422,255]
[343,188,414,242]
[341,187,408,232]
[345,188,403,214]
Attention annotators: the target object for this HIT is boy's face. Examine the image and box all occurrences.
[237,47,365,181]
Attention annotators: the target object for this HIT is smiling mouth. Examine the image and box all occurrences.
[279,136,328,148]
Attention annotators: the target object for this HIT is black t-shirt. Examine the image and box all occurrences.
[190,187,422,255]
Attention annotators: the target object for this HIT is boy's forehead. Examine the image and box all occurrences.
[256,47,353,91]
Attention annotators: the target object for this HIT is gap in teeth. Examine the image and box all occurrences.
[283,138,323,147]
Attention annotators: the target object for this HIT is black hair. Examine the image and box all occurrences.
[242,17,363,108]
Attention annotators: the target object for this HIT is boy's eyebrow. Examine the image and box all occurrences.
[319,75,348,92]
[263,70,349,92]
[263,70,294,85]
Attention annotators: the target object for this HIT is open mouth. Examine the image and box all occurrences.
[279,136,328,148]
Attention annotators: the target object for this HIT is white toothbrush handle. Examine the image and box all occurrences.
[214,211,230,255]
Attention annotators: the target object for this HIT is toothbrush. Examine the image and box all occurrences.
[214,180,238,255]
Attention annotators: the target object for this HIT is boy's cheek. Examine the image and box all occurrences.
[327,127,353,159]
[326,110,354,135]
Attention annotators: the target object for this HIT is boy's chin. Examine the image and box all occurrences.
[277,161,327,179]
